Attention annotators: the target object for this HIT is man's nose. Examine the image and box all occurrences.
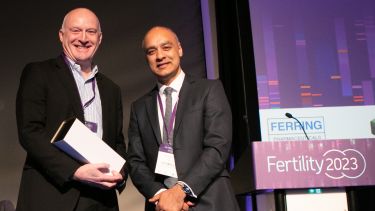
[79,40,89,46]
[155,50,165,60]
[79,32,88,42]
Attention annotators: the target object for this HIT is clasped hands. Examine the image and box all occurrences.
[149,185,195,211]
[73,163,123,189]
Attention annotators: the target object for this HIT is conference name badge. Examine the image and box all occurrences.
[155,143,178,178]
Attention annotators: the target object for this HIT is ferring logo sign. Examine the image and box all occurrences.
[267,116,326,140]
[266,148,366,180]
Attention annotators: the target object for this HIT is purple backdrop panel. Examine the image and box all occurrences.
[252,139,375,189]
[249,0,375,108]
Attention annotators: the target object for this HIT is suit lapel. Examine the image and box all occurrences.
[146,76,195,145]
[173,76,194,140]
[96,74,109,140]
[145,88,163,145]
[55,56,84,121]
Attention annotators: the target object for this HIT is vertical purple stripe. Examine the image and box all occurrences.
[257,75,270,108]
[263,14,280,107]
[246,195,253,211]
[263,15,278,78]
[294,26,311,107]
[294,26,310,85]
[365,16,375,78]
[201,0,216,79]
[313,43,338,106]
[363,80,374,105]
[229,154,235,171]
[335,18,353,96]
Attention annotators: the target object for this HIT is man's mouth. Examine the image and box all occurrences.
[74,44,91,49]
[157,62,169,68]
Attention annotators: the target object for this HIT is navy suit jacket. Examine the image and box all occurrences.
[16,56,126,211]
[127,75,239,211]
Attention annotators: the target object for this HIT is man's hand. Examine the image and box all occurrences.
[149,184,187,211]
[181,201,194,211]
[72,163,123,189]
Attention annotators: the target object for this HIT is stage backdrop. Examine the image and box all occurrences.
[0,1,206,210]
[248,0,375,141]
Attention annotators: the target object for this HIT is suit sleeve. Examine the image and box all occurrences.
[127,103,165,199]
[114,85,128,192]
[16,64,81,187]
[181,80,233,196]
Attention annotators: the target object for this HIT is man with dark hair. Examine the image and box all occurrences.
[127,26,239,211]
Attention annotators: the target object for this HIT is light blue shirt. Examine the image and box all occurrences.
[64,56,103,138]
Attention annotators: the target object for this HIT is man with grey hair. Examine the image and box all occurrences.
[16,8,126,211]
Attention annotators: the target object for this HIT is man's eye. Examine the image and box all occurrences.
[87,30,97,35]
[147,50,156,55]
[70,29,81,33]
[163,46,171,50]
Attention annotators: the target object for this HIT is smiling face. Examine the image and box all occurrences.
[142,27,183,85]
[59,8,102,67]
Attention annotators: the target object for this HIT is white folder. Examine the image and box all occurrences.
[51,118,125,173]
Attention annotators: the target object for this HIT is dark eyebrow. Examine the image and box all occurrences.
[145,46,156,51]
[160,41,173,46]
[144,41,172,51]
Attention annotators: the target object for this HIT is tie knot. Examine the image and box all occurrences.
[164,87,173,96]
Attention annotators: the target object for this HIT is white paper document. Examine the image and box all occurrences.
[51,118,126,173]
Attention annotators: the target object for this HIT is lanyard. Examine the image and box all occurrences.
[83,78,96,109]
[62,54,97,110]
[157,93,178,144]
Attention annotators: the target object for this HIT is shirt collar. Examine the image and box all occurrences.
[63,54,98,81]
[158,70,185,95]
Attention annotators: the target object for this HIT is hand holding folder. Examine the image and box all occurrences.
[51,118,126,173]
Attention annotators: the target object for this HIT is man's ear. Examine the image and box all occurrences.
[58,30,64,43]
[178,42,183,57]
[98,32,103,45]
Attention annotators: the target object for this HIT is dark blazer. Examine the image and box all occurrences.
[127,75,239,211]
[15,56,126,211]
